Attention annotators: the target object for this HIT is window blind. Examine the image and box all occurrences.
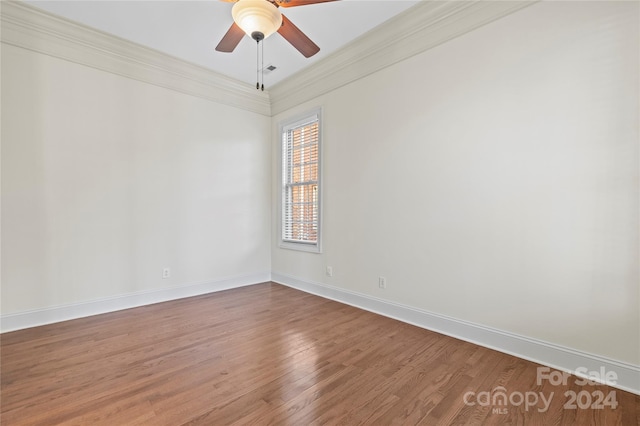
[282,115,319,245]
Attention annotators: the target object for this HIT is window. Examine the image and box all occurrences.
[281,109,321,252]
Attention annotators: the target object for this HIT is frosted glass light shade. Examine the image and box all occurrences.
[232,0,283,40]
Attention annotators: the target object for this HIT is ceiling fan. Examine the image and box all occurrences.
[215,0,339,58]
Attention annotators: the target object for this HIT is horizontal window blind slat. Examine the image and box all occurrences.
[285,181,318,187]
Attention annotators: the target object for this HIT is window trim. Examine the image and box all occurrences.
[279,107,322,253]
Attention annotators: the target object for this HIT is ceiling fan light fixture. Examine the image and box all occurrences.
[232,0,283,40]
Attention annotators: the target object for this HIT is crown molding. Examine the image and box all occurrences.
[0,1,271,116]
[1,1,537,117]
[268,0,538,115]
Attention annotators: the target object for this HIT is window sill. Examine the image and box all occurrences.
[279,241,322,253]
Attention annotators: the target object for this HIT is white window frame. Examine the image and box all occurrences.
[279,108,322,253]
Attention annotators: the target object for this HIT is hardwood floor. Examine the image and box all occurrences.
[1,282,638,425]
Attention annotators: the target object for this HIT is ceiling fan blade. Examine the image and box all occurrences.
[277,0,339,7]
[277,14,320,58]
[215,22,245,53]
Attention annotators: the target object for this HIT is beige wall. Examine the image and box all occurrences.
[272,1,639,365]
[2,0,638,372]
[2,44,271,314]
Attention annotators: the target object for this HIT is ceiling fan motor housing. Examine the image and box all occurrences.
[252,31,265,42]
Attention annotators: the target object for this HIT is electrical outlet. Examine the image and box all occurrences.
[326,266,333,277]
[162,268,171,279]
[378,276,386,289]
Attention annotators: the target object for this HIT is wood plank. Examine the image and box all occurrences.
[1,282,638,425]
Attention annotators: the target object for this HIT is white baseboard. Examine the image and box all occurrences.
[0,272,271,333]
[272,272,640,396]
[4,271,638,395]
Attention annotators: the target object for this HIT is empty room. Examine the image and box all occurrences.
[1,0,638,424]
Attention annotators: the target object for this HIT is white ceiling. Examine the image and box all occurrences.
[25,0,419,88]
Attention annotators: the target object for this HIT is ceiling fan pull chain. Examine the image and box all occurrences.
[256,38,260,90]
[261,39,265,91]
